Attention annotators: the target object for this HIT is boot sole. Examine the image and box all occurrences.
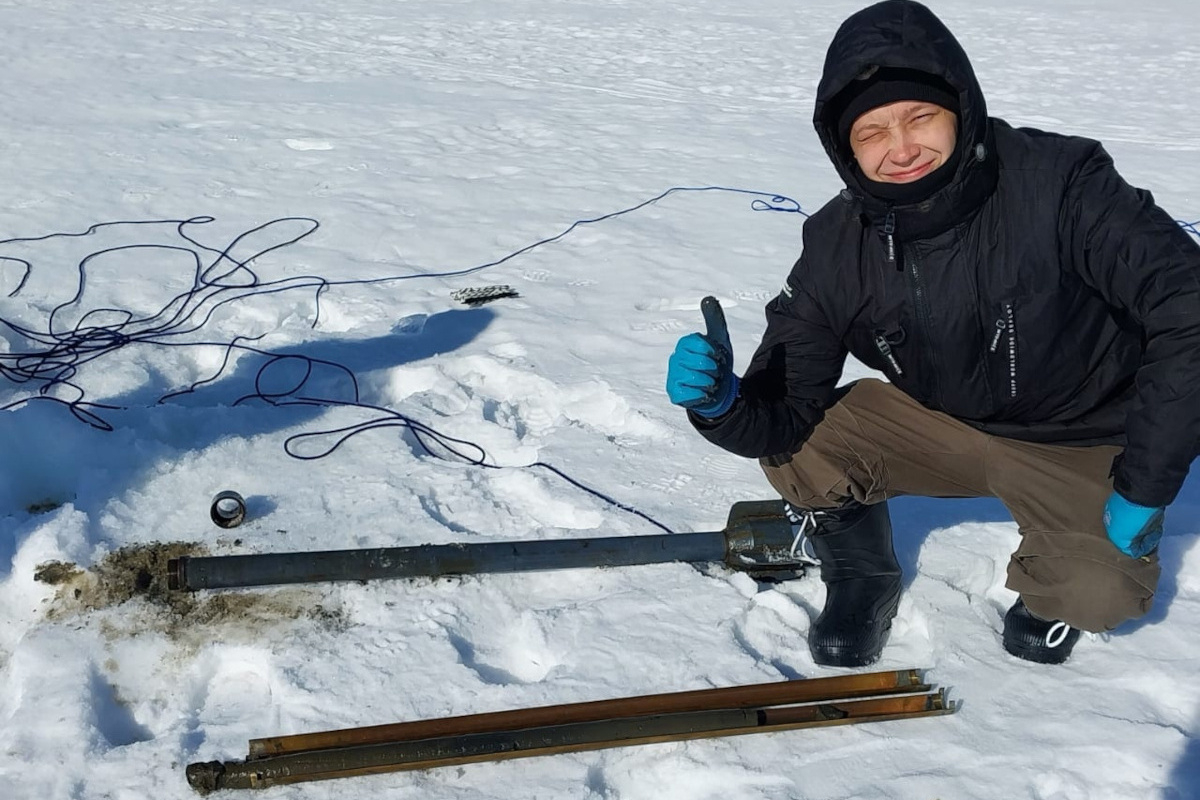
[810,618,895,667]
[1002,637,1075,665]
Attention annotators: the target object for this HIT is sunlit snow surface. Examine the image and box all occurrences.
[0,1,1198,798]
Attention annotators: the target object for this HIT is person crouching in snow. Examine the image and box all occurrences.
[666,0,1200,666]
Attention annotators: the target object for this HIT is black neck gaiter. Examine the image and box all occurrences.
[857,144,963,206]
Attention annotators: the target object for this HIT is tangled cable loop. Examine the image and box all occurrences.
[0,188,806,533]
[0,216,323,414]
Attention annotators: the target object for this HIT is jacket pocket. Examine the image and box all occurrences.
[988,301,1018,398]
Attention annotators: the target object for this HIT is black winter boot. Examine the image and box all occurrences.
[1002,598,1080,665]
[801,501,902,667]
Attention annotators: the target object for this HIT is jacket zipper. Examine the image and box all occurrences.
[873,332,904,376]
[903,244,942,405]
[884,211,897,267]
[988,303,1018,398]
[988,319,1005,352]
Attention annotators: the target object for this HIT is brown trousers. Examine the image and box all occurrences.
[760,379,1159,632]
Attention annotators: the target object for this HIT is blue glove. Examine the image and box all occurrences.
[1103,491,1165,558]
[666,296,739,418]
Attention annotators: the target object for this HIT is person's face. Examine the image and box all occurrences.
[849,101,958,183]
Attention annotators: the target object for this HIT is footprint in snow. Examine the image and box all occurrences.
[701,453,748,479]
[633,297,706,312]
[88,664,153,748]
[440,600,562,686]
[732,289,775,302]
[647,472,694,493]
[628,319,686,333]
[186,646,279,749]
[284,139,334,151]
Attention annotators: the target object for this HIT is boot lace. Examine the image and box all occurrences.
[783,504,821,565]
[1044,621,1072,648]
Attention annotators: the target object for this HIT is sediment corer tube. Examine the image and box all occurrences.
[210,491,247,529]
[167,499,808,592]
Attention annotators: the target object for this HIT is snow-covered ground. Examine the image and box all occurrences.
[1,1,1198,798]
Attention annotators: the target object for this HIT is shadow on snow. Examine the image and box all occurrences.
[0,307,494,576]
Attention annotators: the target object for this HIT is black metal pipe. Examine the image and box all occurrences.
[168,499,804,592]
[170,531,726,591]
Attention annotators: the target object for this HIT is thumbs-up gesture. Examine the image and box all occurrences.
[666,296,740,418]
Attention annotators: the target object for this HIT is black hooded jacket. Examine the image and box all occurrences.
[694,0,1200,508]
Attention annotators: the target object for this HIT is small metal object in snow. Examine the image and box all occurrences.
[450,285,520,307]
[210,490,247,529]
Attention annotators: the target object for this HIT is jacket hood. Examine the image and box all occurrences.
[815,0,998,238]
